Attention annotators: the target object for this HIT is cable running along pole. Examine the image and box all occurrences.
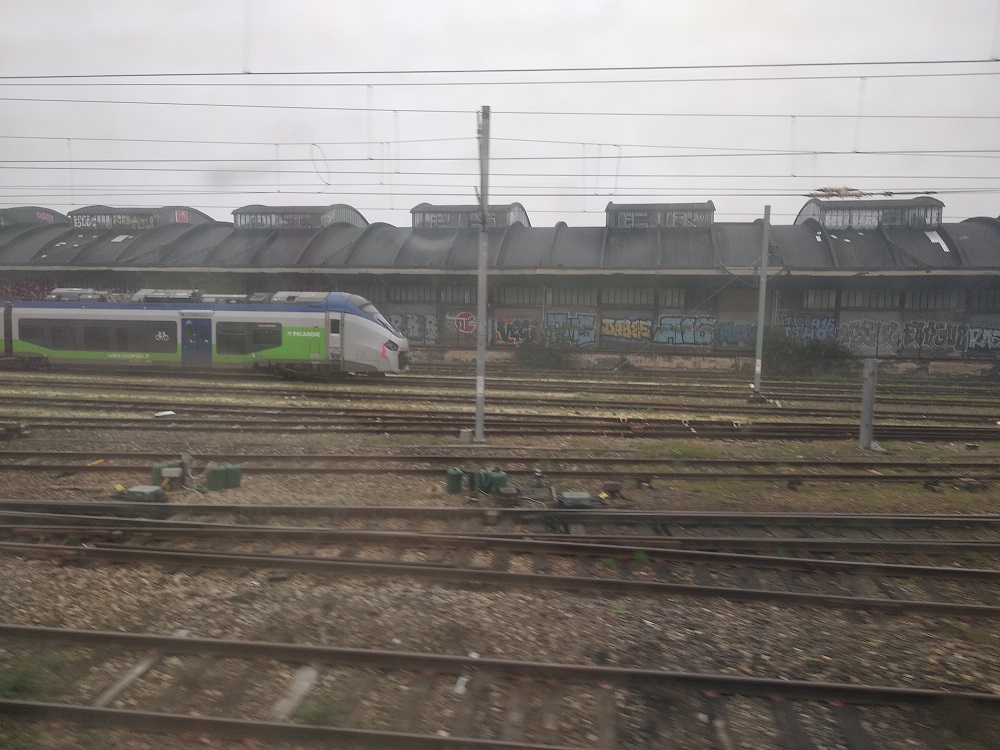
[474,106,490,443]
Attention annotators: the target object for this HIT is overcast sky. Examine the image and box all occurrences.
[1,0,999,227]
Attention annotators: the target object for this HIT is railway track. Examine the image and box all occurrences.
[3,623,994,749]
[3,449,1000,487]
[8,366,1000,404]
[2,382,998,423]
[4,505,1000,616]
[8,411,1000,440]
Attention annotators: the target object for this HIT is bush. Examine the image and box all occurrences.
[762,326,855,376]
[513,333,572,369]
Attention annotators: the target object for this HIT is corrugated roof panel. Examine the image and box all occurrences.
[341,225,408,267]
[0,225,75,264]
[825,229,895,269]
[656,228,713,268]
[253,228,317,268]
[394,228,461,268]
[882,227,960,268]
[947,219,1000,267]
[499,224,549,268]
[605,228,655,268]
[297,224,366,266]
[766,225,831,269]
[550,226,603,269]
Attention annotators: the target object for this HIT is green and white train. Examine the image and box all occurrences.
[1,288,410,376]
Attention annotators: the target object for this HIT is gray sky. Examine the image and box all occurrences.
[1,0,999,226]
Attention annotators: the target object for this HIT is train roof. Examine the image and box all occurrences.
[21,289,379,315]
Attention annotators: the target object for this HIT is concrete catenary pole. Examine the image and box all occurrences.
[859,358,878,449]
[752,205,771,398]
[474,106,490,443]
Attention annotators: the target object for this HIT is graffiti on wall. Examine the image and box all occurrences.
[780,314,837,341]
[717,321,757,347]
[493,314,540,345]
[389,313,439,346]
[836,319,968,354]
[445,311,479,335]
[601,316,653,343]
[968,327,1000,354]
[546,312,598,347]
[652,315,717,345]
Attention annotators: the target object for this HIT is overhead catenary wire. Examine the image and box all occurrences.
[1,95,999,121]
[0,57,996,80]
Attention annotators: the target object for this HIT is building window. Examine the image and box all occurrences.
[603,287,653,307]
[440,285,475,304]
[906,289,959,311]
[546,287,598,307]
[388,286,435,304]
[495,286,539,306]
[660,287,685,308]
[970,289,1000,312]
[841,290,899,310]
[803,289,837,310]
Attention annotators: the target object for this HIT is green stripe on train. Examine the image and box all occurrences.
[12,326,326,363]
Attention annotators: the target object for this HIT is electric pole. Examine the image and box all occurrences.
[751,205,771,400]
[474,106,490,443]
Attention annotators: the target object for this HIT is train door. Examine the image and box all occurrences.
[181,316,213,367]
[328,313,344,368]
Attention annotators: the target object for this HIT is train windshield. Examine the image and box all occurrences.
[344,294,402,337]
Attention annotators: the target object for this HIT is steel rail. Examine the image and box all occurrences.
[3,623,999,703]
[1,460,998,484]
[2,541,998,616]
[5,448,1000,473]
[9,414,1000,440]
[7,368,1000,404]
[2,500,999,526]
[0,390,991,423]
[4,517,1000,582]
[6,512,997,554]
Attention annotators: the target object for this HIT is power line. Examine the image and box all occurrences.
[2,70,998,87]
[2,133,997,160]
[2,95,999,120]
[0,58,995,81]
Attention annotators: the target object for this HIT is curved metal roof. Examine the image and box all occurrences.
[0,204,998,275]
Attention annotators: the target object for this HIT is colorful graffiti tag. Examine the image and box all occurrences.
[601,317,653,343]
[493,314,540,345]
[546,312,598,347]
[652,315,717,345]
[717,321,756,347]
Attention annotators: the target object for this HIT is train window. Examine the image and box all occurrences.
[17,322,46,346]
[82,325,110,350]
[51,325,76,349]
[330,319,340,335]
[250,324,281,347]
[217,322,282,354]
[216,325,245,354]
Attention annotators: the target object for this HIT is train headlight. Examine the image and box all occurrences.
[383,340,399,351]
